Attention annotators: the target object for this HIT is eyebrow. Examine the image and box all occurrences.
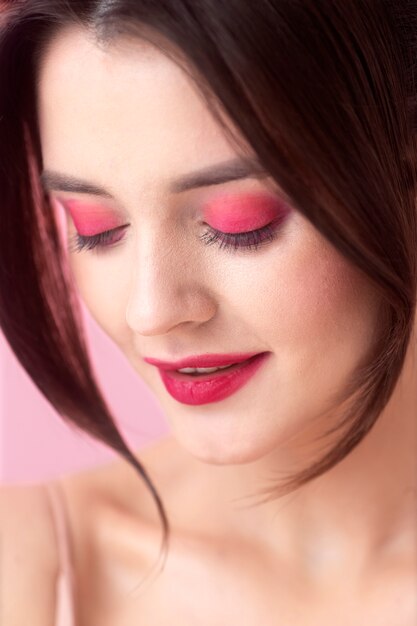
[39,157,268,197]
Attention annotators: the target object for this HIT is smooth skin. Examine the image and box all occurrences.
[4,23,417,625]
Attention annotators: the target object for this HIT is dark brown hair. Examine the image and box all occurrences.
[1,0,416,574]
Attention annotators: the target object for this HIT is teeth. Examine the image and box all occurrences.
[177,364,233,374]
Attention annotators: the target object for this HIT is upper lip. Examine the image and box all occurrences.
[143,352,264,370]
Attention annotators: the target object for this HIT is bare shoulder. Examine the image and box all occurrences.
[57,434,189,520]
[49,434,196,615]
[0,481,60,570]
[53,433,194,560]
[0,482,59,624]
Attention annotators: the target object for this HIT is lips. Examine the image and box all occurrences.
[144,352,262,370]
[168,355,256,380]
[156,351,271,405]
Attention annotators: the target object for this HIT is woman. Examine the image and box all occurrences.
[0,1,416,624]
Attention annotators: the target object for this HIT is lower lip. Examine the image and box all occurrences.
[157,352,271,405]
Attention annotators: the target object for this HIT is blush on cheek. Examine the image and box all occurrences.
[286,247,368,355]
[202,192,291,233]
[57,199,121,236]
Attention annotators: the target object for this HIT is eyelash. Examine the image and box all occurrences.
[67,221,282,255]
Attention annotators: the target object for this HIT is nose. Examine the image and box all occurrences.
[125,229,217,336]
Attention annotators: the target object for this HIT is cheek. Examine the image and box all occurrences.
[222,225,379,388]
[68,253,131,343]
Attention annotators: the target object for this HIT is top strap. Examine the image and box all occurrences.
[45,481,76,621]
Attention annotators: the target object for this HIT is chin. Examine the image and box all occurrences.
[174,426,281,466]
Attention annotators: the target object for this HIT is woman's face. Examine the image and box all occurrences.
[37,26,381,467]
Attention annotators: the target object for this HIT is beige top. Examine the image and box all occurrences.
[46,482,76,626]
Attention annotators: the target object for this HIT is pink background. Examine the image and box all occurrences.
[0,299,169,485]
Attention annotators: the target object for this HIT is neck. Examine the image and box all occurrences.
[200,336,417,579]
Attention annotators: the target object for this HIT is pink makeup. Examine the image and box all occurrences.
[158,352,272,405]
[56,190,290,240]
[202,191,290,232]
[57,199,122,236]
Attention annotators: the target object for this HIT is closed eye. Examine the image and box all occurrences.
[67,219,284,255]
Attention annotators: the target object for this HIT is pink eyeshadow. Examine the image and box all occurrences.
[58,199,121,236]
[202,192,290,233]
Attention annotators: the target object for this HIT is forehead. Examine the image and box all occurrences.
[36,25,240,196]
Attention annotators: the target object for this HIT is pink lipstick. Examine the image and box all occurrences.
[145,352,271,405]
